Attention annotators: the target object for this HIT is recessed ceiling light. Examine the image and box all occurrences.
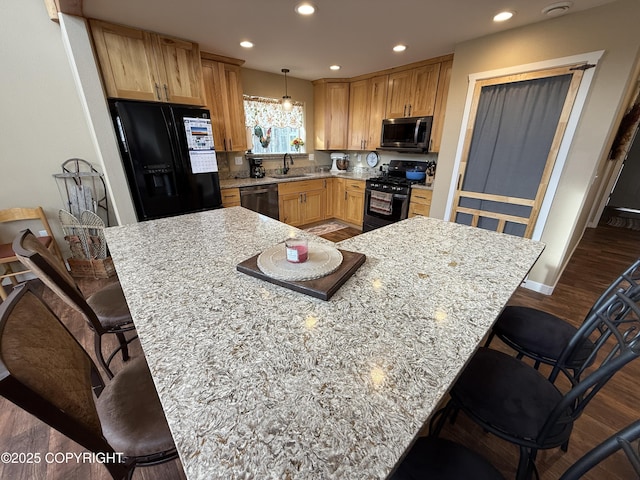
[240,41,254,48]
[542,1,573,16]
[329,65,341,71]
[295,2,316,15]
[393,44,407,53]
[493,10,515,22]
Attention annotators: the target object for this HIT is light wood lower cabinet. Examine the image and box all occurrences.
[325,178,343,220]
[221,188,241,207]
[409,189,433,218]
[277,177,365,228]
[278,179,326,226]
[343,179,365,226]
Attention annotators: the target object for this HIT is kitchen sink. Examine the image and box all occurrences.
[269,174,314,179]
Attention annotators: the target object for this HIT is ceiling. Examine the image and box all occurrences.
[82,0,618,81]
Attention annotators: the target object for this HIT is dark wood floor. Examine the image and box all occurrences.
[0,222,638,479]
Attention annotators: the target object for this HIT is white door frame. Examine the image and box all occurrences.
[444,51,604,241]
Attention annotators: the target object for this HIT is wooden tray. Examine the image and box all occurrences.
[237,249,366,300]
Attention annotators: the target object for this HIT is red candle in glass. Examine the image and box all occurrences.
[285,237,308,263]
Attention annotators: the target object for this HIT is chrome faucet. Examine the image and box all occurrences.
[283,153,293,174]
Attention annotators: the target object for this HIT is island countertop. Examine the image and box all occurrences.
[104,208,544,480]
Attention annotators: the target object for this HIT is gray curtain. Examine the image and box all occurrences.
[457,74,573,236]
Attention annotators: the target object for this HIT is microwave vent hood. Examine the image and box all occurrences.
[378,116,432,153]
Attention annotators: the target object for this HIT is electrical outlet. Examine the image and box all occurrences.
[308,154,315,161]
[38,230,47,237]
[235,156,243,165]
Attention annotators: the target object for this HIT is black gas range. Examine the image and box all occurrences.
[363,159,435,232]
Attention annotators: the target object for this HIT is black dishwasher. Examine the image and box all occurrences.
[239,184,279,220]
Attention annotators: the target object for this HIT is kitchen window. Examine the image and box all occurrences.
[243,95,305,154]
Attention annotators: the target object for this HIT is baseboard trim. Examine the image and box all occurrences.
[521,278,554,295]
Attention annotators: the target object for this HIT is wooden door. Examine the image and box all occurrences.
[332,178,345,220]
[430,60,452,152]
[219,63,247,152]
[201,61,226,153]
[344,189,364,226]
[450,65,586,238]
[303,189,325,224]
[154,34,204,106]
[279,192,303,226]
[202,61,247,152]
[347,79,370,150]
[366,75,388,149]
[90,20,161,102]
[386,70,413,118]
[326,83,350,149]
[409,63,441,117]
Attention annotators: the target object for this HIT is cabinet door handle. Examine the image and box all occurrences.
[163,84,169,102]
[223,139,227,151]
[344,192,347,201]
[155,83,161,101]
[229,139,233,151]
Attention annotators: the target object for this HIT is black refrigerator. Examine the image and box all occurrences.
[110,100,223,221]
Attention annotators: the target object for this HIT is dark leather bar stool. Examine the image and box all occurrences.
[0,283,177,479]
[13,229,138,378]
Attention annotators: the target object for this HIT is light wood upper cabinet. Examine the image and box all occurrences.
[90,20,160,102]
[202,60,247,152]
[430,59,452,153]
[386,63,440,118]
[314,81,349,150]
[347,75,388,150]
[90,19,205,106]
[154,34,205,105]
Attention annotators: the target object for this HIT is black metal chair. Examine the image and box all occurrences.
[433,288,640,480]
[389,436,504,480]
[12,229,137,378]
[560,419,640,479]
[486,257,640,373]
[0,283,177,479]
[390,419,640,480]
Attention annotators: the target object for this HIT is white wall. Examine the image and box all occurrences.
[0,0,98,253]
[432,0,640,290]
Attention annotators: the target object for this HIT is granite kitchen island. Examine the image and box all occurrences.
[104,207,544,479]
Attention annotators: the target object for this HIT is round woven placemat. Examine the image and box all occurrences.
[257,242,343,281]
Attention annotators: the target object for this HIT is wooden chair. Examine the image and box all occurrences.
[0,282,177,480]
[0,207,63,300]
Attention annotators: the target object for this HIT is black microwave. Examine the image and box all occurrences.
[379,116,433,153]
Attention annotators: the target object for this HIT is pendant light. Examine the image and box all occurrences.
[281,68,293,111]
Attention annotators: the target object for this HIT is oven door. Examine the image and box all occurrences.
[363,188,410,232]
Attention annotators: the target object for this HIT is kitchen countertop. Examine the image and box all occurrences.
[104,209,543,480]
[220,171,375,189]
